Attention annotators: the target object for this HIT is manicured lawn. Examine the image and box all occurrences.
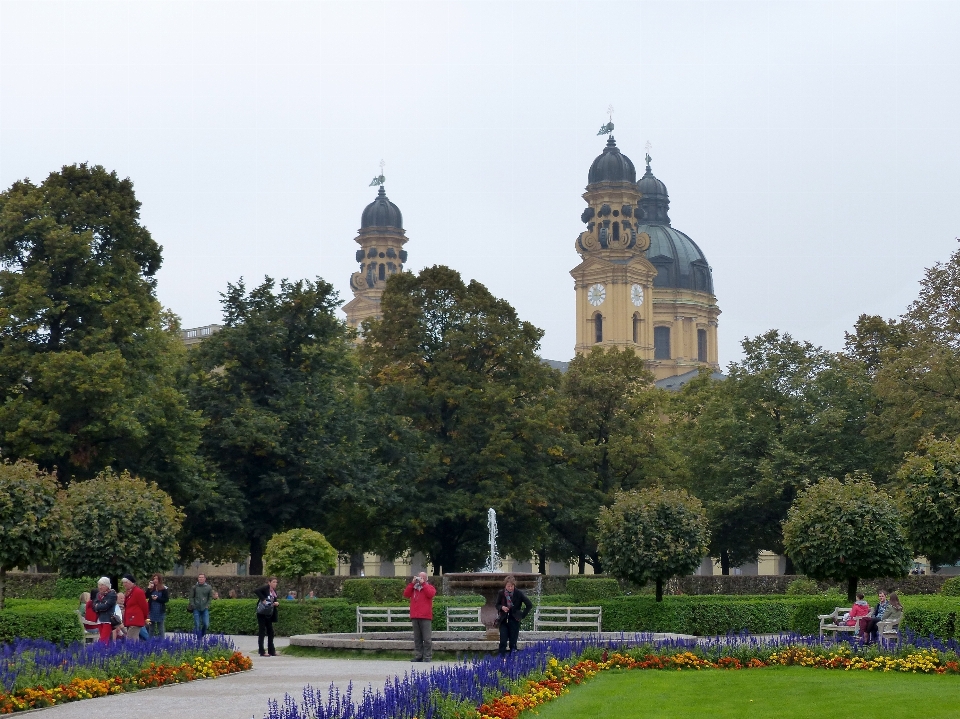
[525,666,960,719]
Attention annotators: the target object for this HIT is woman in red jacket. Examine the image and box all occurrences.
[121,575,150,641]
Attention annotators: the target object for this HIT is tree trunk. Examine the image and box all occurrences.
[590,552,603,575]
[249,537,264,576]
[847,576,858,603]
[0,566,6,611]
[577,553,585,574]
[720,550,730,576]
[537,548,546,575]
[655,577,663,602]
[784,555,795,575]
[349,552,365,576]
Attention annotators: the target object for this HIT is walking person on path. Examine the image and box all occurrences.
[403,572,436,662]
[495,575,532,658]
[253,577,280,657]
[121,575,149,641]
[92,578,117,643]
[189,573,216,638]
[146,574,170,639]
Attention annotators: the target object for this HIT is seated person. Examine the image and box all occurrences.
[285,590,297,601]
[79,591,100,637]
[113,592,126,641]
[859,590,889,641]
[846,593,870,629]
[878,593,904,639]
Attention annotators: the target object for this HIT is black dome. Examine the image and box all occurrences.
[587,136,636,185]
[637,158,670,224]
[361,186,403,229]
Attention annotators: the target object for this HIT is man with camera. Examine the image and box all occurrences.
[403,572,436,662]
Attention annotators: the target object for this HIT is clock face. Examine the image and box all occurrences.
[631,284,645,307]
[587,284,606,306]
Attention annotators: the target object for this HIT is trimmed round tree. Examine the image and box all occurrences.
[0,460,63,609]
[597,487,710,602]
[782,473,911,601]
[897,437,960,571]
[59,470,183,581]
[263,528,337,599]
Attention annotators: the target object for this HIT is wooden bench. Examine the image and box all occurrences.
[533,606,602,633]
[76,610,99,644]
[818,607,859,640]
[356,606,411,633]
[878,616,902,644]
[446,606,484,631]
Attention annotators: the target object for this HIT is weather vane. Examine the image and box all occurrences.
[369,159,386,187]
[644,141,652,167]
[597,105,614,136]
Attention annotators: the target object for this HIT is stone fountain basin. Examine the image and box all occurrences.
[443,572,542,634]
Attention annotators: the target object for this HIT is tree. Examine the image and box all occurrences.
[597,486,709,601]
[897,436,960,571]
[677,331,882,573]
[263,528,337,599]
[782,474,911,601]
[188,277,376,574]
[0,164,207,520]
[0,461,62,609]
[58,470,183,581]
[536,347,682,574]
[360,265,563,573]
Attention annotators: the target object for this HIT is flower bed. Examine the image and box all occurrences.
[0,634,251,713]
[262,632,960,719]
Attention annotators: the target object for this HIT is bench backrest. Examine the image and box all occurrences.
[534,606,602,631]
[356,606,411,633]
[445,606,483,631]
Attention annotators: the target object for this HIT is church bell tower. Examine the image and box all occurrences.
[571,135,657,357]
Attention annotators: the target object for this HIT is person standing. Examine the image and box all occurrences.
[253,577,280,657]
[189,573,215,638]
[146,574,170,639]
[495,575,532,658]
[403,572,436,662]
[121,575,148,641]
[92,578,117,643]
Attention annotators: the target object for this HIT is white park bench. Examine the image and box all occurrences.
[76,610,99,644]
[533,606,602,632]
[446,606,484,631]
[818,607,859,640]
[356,606,411,633]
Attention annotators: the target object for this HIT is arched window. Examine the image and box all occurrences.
[697,329,708,362]
[632,314,641,344]
[612,221,620,244]
[594,313,603,343]
[379,264,386,281]
[654,326,671,359]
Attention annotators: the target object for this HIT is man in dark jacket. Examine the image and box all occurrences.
[188,573,216,638]
[495,575,533,658]
[253,577,280,657]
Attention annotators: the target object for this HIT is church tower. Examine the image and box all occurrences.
[572,137,721,379]
[571,136,658,357]
[343,184,408,330]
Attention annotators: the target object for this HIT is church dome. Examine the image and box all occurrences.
[361,186,403,229]
[587,136,637,185]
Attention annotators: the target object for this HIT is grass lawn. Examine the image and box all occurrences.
[525,667,960,719]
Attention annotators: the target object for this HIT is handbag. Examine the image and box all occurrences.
[256,599,274,616]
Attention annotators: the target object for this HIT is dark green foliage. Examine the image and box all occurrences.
[941,577,960,597]
[53,577,98,600]
[785,577,820,595]
[0,605,82,644]
[566,578,622,603]
[341,579,410,605]
[897,437,960,570]
[900,597,958,640]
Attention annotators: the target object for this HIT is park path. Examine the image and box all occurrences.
[37,636,430,719]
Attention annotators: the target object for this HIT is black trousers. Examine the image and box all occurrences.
[257,614,276,656]
[499,617,521,656]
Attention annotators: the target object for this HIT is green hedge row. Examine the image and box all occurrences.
[0,605,82,644]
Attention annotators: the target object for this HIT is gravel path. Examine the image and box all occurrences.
[36,635,433,719]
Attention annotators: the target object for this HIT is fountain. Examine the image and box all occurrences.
[443,508,541,638]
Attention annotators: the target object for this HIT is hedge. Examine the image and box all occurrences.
[566,578,621,603]
[0,605,82,644]
[341,578,412,604]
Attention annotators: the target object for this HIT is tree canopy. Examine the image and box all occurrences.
[897,436,960,570]
[263,528,337,598]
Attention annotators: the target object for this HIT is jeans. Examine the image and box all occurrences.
[193,608,209,637]
[499,617,521,657]
[149,616,165,639]
[411,618,433,661]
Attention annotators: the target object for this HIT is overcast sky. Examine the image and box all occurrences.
[2,1,958,365]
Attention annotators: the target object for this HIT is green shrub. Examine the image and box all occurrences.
[341,578,409,605]
[0,605,83,644]
[941,576,960,596]
[567,578,622,603]
[53,576,98,601]
[901,596,957,639]
[785,577,819,595]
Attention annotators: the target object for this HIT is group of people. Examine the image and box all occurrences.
[404,572,533,662]
[81,574,170,643]
[845,590,904,642]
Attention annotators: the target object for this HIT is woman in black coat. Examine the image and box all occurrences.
[253,576,280,657]
[495,575,533,658]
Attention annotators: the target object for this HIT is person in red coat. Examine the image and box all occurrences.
[403,572,436,662]
[121,575,149,641]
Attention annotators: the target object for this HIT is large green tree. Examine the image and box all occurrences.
[537,347,682,574]
[782,473,911,601]
[0,164,204,506]
[0,460,62,609]
[597,486,709,601]
[360,265,563,573]
[188,277,375,574]
[897,436,960,570]
[59,470,183,581]
[677,331,881,572]
[263,528,337,599]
